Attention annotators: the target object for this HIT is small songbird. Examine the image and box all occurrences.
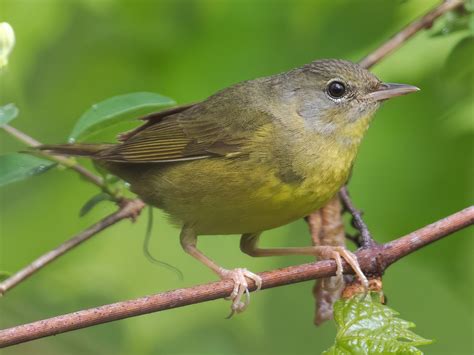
[40,59,419,316]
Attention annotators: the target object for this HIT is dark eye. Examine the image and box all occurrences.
[327,81,346,98]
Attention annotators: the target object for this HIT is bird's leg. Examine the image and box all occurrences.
[180,226,262,317]
[240,233,368,289]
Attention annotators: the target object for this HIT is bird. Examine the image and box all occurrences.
[39,59,419,316]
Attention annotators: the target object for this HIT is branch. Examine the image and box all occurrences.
[331,0,466,248]
[358,0,465,69]
[339,186,376,248]
[306,0,467,304]
[0,0,466,334]
[309,0,466,253]
[0,199,145,295]
[2,124,117,199]
[1,125,146,294]
[0,206,472,348]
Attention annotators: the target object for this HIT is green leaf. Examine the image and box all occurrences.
[69,92,175,141]
[324,293,433,355]
[0,153,56,187]
[79,192,114,217]
[0,103,19,126]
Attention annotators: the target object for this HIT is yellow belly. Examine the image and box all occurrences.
[101,112,368,235]
[118,157,349,235]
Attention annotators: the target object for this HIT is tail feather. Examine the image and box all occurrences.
[37,143,114,158]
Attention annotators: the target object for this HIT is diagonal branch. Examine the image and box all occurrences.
[0,0,466,318]
[339,186,376,248]
[0,199,145,295]
[332,0,466,246]
[358,0,465,69]
[307,0,467,299]
[1,125,146,295]
[0,206,472,348]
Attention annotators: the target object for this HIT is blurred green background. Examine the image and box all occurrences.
[1,0,473,354]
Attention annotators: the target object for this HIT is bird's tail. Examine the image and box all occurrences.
[37,143,114,158]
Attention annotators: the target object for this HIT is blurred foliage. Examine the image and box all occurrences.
[0,103,18,125]
[430,1,473,37]
[0,0,472,354]
[324,293,432,355]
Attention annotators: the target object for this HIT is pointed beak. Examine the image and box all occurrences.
[364,82,420,102]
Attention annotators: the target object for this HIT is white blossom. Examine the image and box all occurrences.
[0,22,15,68]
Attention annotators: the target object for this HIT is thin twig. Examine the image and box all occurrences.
[0,124,145,294]
[2,124,116,198]
[0,206,472,348]
[358,0,465,69]
[305,0,466,323]
[0,0,466,335]
[2,124,42,147]
[0,199,145,296]
[335,0,466,247]
[339,186,376,248]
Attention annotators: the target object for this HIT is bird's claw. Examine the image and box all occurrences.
[317,246,368,290]
[218,268,262,318]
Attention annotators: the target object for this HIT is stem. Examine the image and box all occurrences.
[358,0,465,69]
[0,0,467,338]
[0,199,145,295]
[0,206,472,348]
[339,186,376,248]
[331,0,466,254]
[2,124,118,199]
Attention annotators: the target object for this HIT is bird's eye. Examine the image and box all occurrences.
[327,81,346,99]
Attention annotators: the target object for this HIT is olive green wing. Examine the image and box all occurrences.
[99,99,265,163]
[116,103,197,142]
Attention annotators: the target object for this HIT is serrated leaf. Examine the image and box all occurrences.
[0,153,56,187]
[69,92,175,141]
[324,293,433,355]
[79,192,114,217]
[0,103,19,126]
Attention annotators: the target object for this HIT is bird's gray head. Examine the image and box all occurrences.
[277,59,419,137]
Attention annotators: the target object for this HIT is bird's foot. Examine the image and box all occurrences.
[316,246,368,290]
[217,267,262,318]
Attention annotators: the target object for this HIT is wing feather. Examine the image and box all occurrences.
[99,84,271,163]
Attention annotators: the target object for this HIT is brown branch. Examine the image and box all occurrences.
[0,199,145,296]
[1,125,146,294]
[332,0,466,248]
[0,0,466,340]
[307,196,347,325]
[358,0,465,69]
[0,206,472,348]
[339,186,376,248]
